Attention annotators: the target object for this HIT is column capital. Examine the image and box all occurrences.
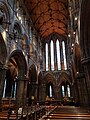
[0,64,8,70]
[75,73,85,79]
[16,75,29,81]
[81,57,90,64]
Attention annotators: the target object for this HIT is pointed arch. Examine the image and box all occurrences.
[0,33,7,64]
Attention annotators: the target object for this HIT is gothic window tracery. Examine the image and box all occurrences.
[12,23,23,48]
[45,38,67,71]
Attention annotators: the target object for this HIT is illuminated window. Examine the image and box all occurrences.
[62,41,67,70]
[50,40,54,70]
[14,82,17,98]
[45,43,48,71]
[49,85,52,97]
[62,85,65,97]
[3,79,7,98]
[56,39,61,70]
[67,85,70,97]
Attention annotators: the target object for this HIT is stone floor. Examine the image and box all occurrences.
[42,106,90,120]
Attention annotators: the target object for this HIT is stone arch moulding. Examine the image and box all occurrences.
[7,49,27,77]
[57,71,71,87]
[0,33,7,64]
[22,34,29,51]
[43,72,56,85]
[11,21,22,38]
[0,0,11,30]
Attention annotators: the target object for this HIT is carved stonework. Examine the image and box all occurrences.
[0,2,10,29]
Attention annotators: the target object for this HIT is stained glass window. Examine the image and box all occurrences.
[62,85,65,97]
[50,40,54,70]
[46,43,48,71]
[62,41,67,70]
[56,39,61,70]
[67,85,70,97]
[49,85,52,97]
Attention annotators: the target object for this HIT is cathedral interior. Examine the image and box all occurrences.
[0,0,90,119]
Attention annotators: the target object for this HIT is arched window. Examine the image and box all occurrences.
[56,39,61,70]
[3,79,7,98]
[67,85,70,97]
[50,40,54,70]
[62,41,67,70]
[45,43,48,71]
[49,85,53,97]
[61,85,65,97]
[14,82,17,98]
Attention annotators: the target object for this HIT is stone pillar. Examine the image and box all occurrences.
[70,84,74,99]
[41,84,46,101]
[48,43,51,71]
[42,45,46,71]
[54,86,60,100]
[31,83,38,102]
[75,73,89,106]
[59,40,61,70]
[81,57,90,106]
[16,76,28,107]
[0,64,7,111]
[80,78,89,107]
[73,80,79,103]
[38,85,42,101]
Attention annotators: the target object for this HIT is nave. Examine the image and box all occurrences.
[1,104,90,120]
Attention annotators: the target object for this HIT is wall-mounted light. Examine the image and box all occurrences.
[75,17,78,21]
[73,31,76,35]
[72,43,74,47]
[68,34,71,37]
[15,40,18,43]
[77,71,79,74]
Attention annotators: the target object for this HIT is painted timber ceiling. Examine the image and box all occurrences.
[24,0,68,39]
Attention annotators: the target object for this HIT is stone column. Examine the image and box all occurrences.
[16,76,28,107]
[59,40,62,70]
[75,73,89,107]
[41,84,46,101]
[81,57,90,106]
[0,64,7,111]
[48,43,51,71]
[38,85,42,101]
[54,86,60,100]
[73,80,79,103]
[42,45,45,71]
[80,77,89,107]
[31,83,38,102]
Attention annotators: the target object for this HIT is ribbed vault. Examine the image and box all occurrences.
[24,0,68,40]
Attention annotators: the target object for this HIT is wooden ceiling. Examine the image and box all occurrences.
[24,0,68,39]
